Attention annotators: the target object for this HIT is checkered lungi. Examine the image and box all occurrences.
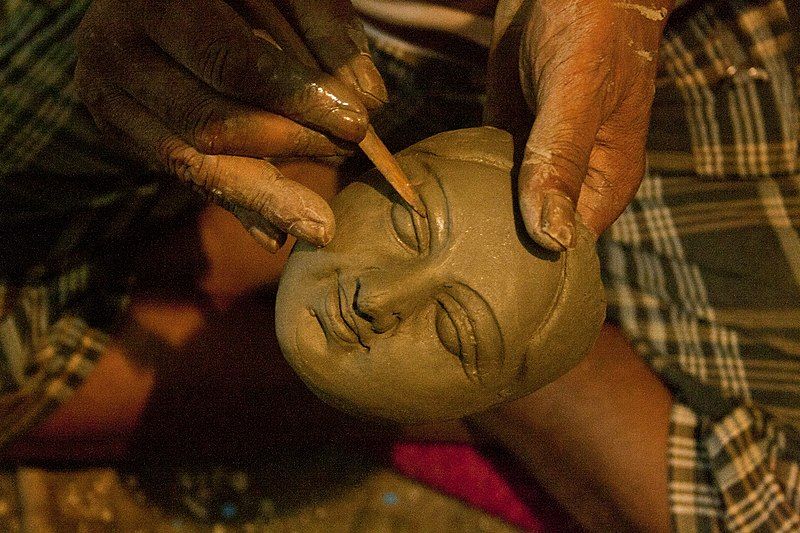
[0,0,196,447]
[602,0,800,530]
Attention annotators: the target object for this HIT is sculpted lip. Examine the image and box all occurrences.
[313,275,369,349]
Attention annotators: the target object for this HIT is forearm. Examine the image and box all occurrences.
[469,325,672,533]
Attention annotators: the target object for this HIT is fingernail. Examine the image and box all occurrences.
[540,192,576,250]
[248,226,283,253]
[293,219,333,247]
[350,54,388,109]
[328,106,369,143]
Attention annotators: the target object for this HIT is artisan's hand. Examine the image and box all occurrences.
[75,0,386,251]
[486,0,673,251]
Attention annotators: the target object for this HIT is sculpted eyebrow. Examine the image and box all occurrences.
[444,282,506,391]
[414,157,450,251]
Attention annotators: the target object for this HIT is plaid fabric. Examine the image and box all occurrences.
[667,400,800,531]
[0,0,110,448]
[599,167,800,530]
[668,405,725,532]
[601,2,800,530]
[650,0,799,177]
[1,0,91,177]
[0,311,105,446]
[0,0,196,447]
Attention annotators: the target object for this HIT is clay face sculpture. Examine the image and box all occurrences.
[276,127,605,423]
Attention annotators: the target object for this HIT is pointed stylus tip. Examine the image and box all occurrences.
[381,163,427,217]
[358,126,428,218]
[408,194,427,218]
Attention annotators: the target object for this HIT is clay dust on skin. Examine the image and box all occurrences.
[519,145,576,249]
[612,1,666,62]
[523,146,557,176]
[627,39,654,61]
[611,1,668,21]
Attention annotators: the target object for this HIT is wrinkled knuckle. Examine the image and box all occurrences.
[160,141,209,186]
[246,188,274,217]
[158,138,188,172]
[523,139,586,198]
[199,38,238,91]
[191,154,222,190]
[549,138,590,168]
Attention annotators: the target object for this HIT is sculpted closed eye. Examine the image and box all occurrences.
[434,283,507,390]
[390,201,430,253]
[435,292,479,382]
[435,304,461,356]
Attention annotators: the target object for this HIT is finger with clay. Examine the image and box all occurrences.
[486,0,673,251]
[74,0,387,251]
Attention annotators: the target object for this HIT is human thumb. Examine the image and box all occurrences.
[517,84,603,251]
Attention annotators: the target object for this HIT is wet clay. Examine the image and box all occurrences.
[275,127,606,423]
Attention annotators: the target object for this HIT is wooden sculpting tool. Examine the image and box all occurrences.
[359,126,426,217]
[244,1,426,217]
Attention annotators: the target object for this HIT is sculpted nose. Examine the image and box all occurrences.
[352,271,425,334]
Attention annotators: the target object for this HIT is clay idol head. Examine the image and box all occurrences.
[276,127,605,423]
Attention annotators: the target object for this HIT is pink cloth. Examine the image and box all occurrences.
[391,442,576,532]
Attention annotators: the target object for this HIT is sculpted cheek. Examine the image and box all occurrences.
[292,310,327,364]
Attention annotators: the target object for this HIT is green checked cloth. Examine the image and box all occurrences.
[601,0,800,530]
[2,1,800,531]
[0,0,196,448]
[1,0,108,447]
